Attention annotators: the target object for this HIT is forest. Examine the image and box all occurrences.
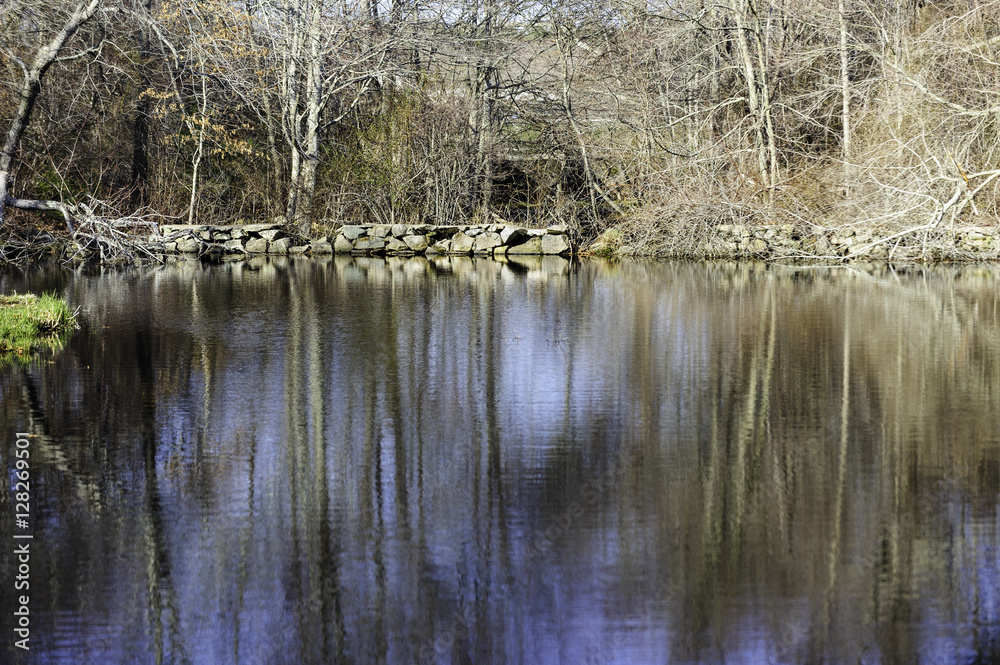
[2,0,999,256]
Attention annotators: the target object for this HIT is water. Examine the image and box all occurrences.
[2,256,1000,664]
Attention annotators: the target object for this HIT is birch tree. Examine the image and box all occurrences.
[0,0,103,227]
[251,0,394,234]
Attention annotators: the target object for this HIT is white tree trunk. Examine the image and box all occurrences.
[0,0,101,226]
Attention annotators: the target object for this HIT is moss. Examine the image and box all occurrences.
[0,292,78,365]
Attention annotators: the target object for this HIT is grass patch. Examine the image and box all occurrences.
[0,292,78,364]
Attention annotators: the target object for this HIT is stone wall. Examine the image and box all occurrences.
[149,222,574,257]
[585,223,1000,261]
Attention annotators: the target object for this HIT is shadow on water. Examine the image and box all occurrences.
[2,257,1000,664]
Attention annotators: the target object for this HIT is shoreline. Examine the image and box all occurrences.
[581,222,1000,263]
[4,219,1000,265]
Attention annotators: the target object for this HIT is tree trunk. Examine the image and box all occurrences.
[839,0,852,188]
[0,0,101,226]
[731,0,777,198]
[131,0,154,209]
[289,11,323,236]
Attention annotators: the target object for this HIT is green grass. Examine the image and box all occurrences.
[0,292,77,364]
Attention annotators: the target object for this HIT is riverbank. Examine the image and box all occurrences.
[147,219,1000,263]
[582,221,1000,263]
[0,293,77,363]
[146,221,574,257]
[5,217,1000,265]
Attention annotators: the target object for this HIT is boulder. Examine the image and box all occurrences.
[177,237,202,253]
[355,237,386,252]
[260,229,284,241]
[311,240,334,254]
[500,226,527,245]
[546,224,568,235]
[475,232,503,252]
[334,235,355,253]
[450,232,476,253]
[507,237,543,254]
[244,223,282,234]
[386,237,408,253]
[391,224,408,238]
[403,235,429,251]
[245,237,269,253]
[342,225,366,240]
[223,239,246,253]
[541,233,571,255]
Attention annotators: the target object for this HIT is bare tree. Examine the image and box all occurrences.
[0,0,102,227]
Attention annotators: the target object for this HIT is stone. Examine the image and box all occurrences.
[507,237,543,254]
[465,227,483,237]
[311,240,334,254]
[386,237,408,253]
[355,237,386,252]
[288,244,309,254]
[546,224,568,235]
[541,233,571,255]
[391,224,408,238]
[260,229,284,241]
[403,235,429,251]
[159,224,204,236]
[230,227,248,239]
[342,225,366,240]
[475,232,503,252]
[164,241,178,253]
[450,232,475,253]
[243,223,283,234]
[245,237,269,253]
[177,238,202,253]
[198,230,213,240]
[500,226,527,245]
[527,228,546,237]
[211,231,231,242]
[373,225,391,238]
[431,240,452,253]
[748,238,769,254]
[223,239,246,253]
[334,235,355,253]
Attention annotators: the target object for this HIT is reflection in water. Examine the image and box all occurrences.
[2,257,1000,664]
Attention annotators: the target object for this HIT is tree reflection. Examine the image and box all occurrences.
[1,259,1000,664]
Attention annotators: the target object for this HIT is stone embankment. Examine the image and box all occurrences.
[585,223,1000,261]
[150,222,574,257]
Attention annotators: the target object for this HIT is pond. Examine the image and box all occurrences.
[2,256,1000,664]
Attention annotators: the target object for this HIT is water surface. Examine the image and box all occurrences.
[2,256,1000,664]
